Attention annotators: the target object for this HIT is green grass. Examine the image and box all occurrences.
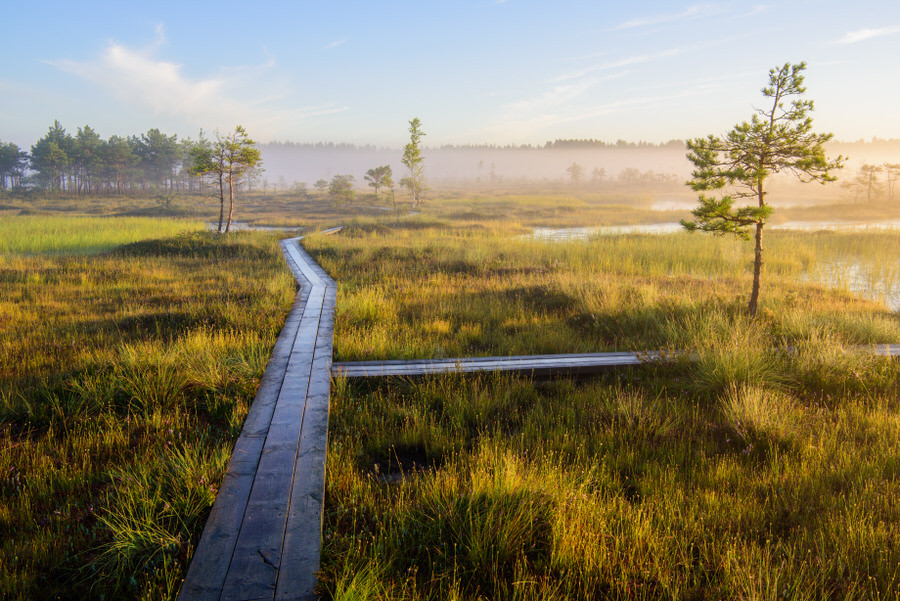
[302,217,900,361]
[0,218,296,600]
[0,215,204,256]
[321,359,900,600]
[4,191,900,600]
[305,201,900,600]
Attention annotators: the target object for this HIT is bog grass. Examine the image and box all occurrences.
[0,215,204,256]
[322,362,900,600]
[305,201,900,600]
[4,190,899,600]
[302,215,900,361]
[0,218,295,600]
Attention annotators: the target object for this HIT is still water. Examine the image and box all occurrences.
[530,221,900,311]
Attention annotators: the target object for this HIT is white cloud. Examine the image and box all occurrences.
[835,26,900,45]
[325,38,347,49]
[553,48,684,82]
[48,32,347,138]
[615,3,721,30]
[53,44,226,116]
[738,5,770,18]
[506,72,628,114]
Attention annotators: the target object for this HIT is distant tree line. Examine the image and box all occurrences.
[261,139,688,152]
[843,162,900,203]
[563,162,679,186]
[544,138,686,150]
[265,141,386,151]
[0,120,210,195]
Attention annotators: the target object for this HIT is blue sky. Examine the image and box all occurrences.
[2,1,898,148]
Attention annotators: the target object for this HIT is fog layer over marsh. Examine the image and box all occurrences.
[262,144,690,185]
[259,139,900,207]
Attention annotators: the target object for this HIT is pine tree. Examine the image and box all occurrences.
[400,118,426,208]
[682,62,843,315]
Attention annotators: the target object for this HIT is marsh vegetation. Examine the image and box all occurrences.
[1,184,899,600]
[0,215,295,599]
[302,195,900,600]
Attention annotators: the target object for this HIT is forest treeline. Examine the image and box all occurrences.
[264,138,687,152]
[0,121,211,194]
[4,121,900,196]
[0,127,690,195]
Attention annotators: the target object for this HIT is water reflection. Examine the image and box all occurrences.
[530,219,900,242]
[529,222,900,312]
[205,222,300,232]
[807,261,900,311]
[531,223,682,241]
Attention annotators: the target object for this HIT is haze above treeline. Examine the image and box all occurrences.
[3,120,900,196]
[260,138,900,187]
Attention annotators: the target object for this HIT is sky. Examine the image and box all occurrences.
[2,1,899,148]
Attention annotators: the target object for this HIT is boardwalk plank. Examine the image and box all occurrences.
[275,248,336,600]
[333,345,900,378]
[181,230,899,600]
[179,237,333,601]
[178,244,313,601]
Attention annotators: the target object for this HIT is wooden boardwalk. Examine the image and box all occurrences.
[178,238,335,601]
[333,345,900,378]
[178,226,900,599]
[332,351,667,378]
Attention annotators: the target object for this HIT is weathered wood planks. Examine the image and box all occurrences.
[178,238,335,601]
[333,345,900,378]
[178,226,900,600]
[332,351,665,378]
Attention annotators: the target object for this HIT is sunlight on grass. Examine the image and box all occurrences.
[0,215,202,256]
[0,220,294,600]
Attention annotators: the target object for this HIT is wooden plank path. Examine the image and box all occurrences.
[332,351,667,378]
[178,224,899,598]
[178,237,335,601]
[333,345,900,378]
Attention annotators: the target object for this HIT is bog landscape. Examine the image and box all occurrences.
[2,43,900,601]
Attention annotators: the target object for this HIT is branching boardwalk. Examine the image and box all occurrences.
[178,238,335,601]
[332,351,668,378]
[179,229,899,600]
[333,345,900,378]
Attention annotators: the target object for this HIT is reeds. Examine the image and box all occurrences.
[0,221,295,599]
[311,205,900,600]
[303,217,900,363]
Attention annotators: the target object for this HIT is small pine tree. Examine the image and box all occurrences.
[682,62,843,315]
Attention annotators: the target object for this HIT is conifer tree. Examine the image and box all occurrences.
[400,118,426,208]
[682,62,843,315]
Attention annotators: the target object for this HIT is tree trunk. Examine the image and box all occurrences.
[748,181,767,317]
[749,219,763,316]
[217,172,225,234]
[226,171,235,233]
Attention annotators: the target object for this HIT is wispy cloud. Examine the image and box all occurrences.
[738,5,770,18]
[325,38,347,49]
[506,72,628,114]
[835,26,900,45]
[48,31,346,137]
[615,3,721,30]
[51,43,227,116]
[468,91,697,143]
[553,47,684,82]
